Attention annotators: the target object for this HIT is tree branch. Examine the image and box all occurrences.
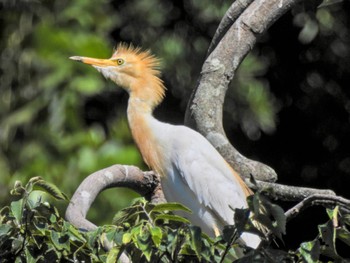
[65,164,164,231]
[185,0,302,183]
[65,165,165,262]
[246,179,336,202]
[207,0,254,57]
[285,194,350,221]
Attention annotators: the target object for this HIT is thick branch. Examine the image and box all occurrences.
[246,179,336,202]
[207,0,254,56]
[65,165,164,231]
[185,0,301,183]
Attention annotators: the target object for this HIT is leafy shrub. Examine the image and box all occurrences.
[0,178,350,262]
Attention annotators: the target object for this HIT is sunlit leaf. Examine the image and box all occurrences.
[24,246,38,263]
[150,226,162,247]
[64,221,86,243]
[50,231,70,251]
[151,202,192,213]
[154,214,190,224]
[106,246,121,263]
[10,199,24,225]
[122,232,132,244]
[299,240,320,263]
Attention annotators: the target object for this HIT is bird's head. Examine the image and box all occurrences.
[70,43,165,107]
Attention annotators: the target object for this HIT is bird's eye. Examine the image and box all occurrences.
[116,59,124,65]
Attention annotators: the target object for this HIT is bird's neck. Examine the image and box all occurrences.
[127,95,165,175]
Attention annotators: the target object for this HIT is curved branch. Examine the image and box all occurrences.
[207,0,254,57]
[285,194,350,221]
[65,165,164,231]
[185,0,302,183]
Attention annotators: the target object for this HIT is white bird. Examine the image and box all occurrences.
[70,43,261,248]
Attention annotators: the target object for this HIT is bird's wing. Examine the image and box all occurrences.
[171,126,248,225]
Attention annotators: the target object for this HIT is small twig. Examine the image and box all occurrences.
[285,194,350,221]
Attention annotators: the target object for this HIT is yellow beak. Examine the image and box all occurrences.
[69,56,115,67]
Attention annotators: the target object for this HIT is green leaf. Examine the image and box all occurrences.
[64,221,86,243]
[268,202,286,235]
[122,232,132,244]
[154,214,190,224]
[12,236,24,253]
[50,231,70,251]
[151,202,192,213]
[107,246,121,263]
[318,220,337,257]
[299,240,320,263]
[326,206,338,220]
[248,193,286,239]
[33,180,68,201]
[25,247,38,263]
[132,228,153,261]
[0,224,12,236]
[233,208,250,235]
[10,199,24,225]
[189,225,202,258]
[150,226,162,248]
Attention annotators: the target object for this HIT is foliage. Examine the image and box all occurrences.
[1,178,349,262]
[0,0,142,225]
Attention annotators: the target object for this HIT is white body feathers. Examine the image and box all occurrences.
[128,105,261,248]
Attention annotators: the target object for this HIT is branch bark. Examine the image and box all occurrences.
[206,0,254,57]
[285,194,350,221]
[246,179,336,202]
[185,0,302,183]
[65,165,164,231]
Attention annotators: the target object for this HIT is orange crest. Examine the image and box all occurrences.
[112,43,166,107]
[112,43,162,76]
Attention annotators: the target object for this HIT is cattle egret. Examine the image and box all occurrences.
[70,44,261,248]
